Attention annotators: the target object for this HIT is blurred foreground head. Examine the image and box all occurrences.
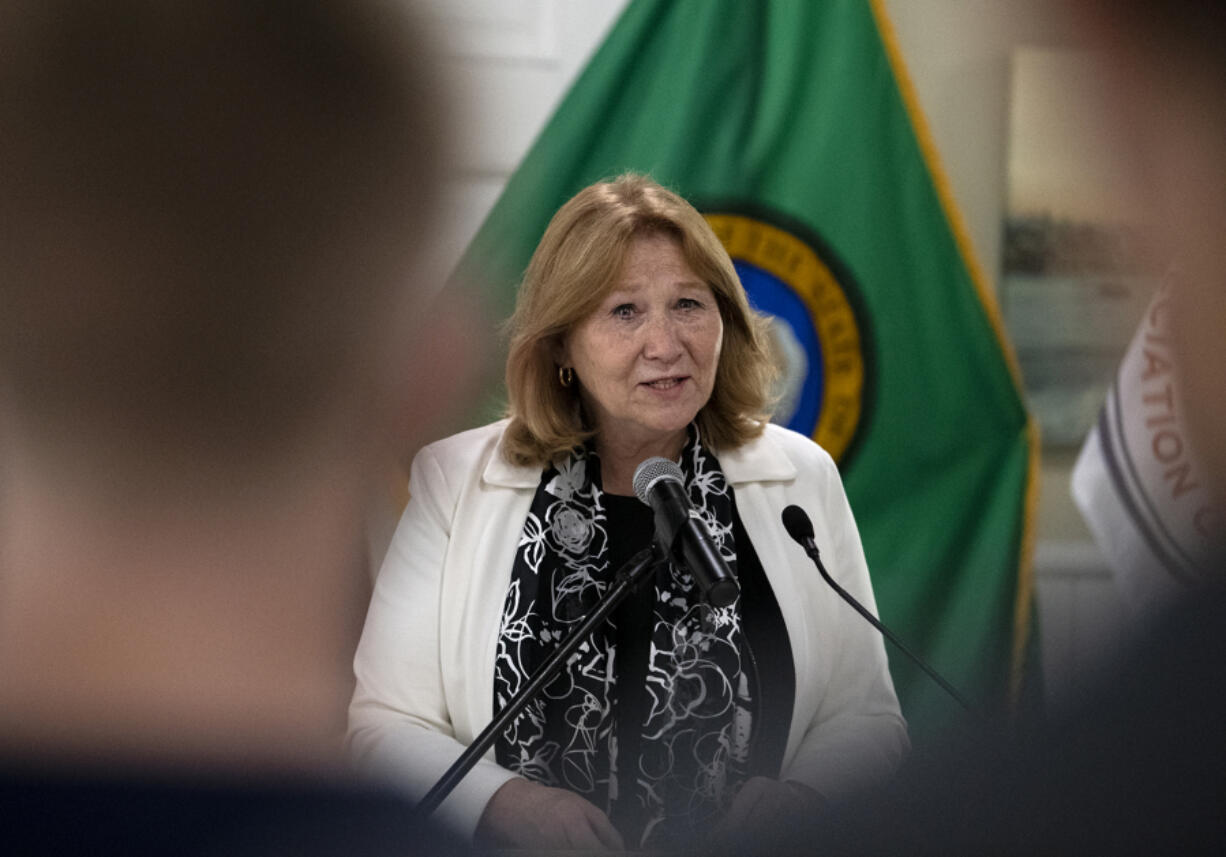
[1080,0,1226,508]
[0,0,450,496]
[0,0,471,773]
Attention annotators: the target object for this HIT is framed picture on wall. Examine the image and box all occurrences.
[1002,47,1162,448]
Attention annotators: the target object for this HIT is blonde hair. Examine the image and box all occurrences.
[503,174,777,467]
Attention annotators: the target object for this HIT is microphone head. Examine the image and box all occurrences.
[781,505,815,545]
[632,456,684,506]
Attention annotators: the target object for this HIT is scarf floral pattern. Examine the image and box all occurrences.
[493,429,753,848]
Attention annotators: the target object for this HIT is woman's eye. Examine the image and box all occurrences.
[612,304,636,319]
[677,297,702,310]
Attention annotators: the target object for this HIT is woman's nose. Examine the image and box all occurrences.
[641,314,683,361]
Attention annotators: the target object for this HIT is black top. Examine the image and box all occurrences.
[602,491,795,841]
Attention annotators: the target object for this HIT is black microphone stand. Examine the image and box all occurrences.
[800,541,973,713]
[415,543,667,818]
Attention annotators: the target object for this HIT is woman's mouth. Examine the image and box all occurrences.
[642,376,686,390]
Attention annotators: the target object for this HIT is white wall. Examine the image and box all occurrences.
[416,0,1127,706]
[419,0,627,282]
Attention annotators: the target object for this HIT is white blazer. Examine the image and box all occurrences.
[349,420,908,840]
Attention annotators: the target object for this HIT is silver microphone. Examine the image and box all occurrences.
[633,457,738,607]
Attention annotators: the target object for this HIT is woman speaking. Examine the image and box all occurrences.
[349,175,907,852]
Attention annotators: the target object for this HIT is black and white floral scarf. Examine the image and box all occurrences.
[493,428,754,848]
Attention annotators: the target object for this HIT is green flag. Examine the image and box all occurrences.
[453,0,1038,741]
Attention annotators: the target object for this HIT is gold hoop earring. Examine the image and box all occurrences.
[558,366,574,388]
